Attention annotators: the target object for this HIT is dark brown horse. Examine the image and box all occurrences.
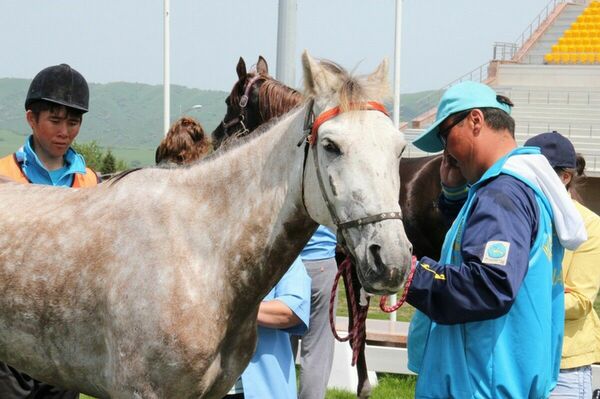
[212,56,447,260]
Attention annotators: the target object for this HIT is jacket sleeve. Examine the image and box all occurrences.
[406,176,539,324]
[563,205,600,320]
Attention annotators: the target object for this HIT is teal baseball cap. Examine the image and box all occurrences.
[412,81,513,152]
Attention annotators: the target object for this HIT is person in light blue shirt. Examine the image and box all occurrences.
[225,257,311,399]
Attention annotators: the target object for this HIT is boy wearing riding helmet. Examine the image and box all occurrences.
[0,63,98,187]
[0,63,98,399]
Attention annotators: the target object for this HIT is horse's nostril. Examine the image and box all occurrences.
[369,244,384,273]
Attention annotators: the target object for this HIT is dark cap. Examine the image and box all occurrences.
[524,131,576,169]
[25,64,89,113]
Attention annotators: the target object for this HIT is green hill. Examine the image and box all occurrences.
[0,78,229,150]
[0,78,435,166]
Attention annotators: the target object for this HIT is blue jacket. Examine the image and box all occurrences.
[240,257,311,399]
[406,147,585,399]
[15,136,89,186]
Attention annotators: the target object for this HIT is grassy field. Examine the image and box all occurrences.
[0,129,27,157]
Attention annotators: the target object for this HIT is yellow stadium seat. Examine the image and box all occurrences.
[579,54,592,64]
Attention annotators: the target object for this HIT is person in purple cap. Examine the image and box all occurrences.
[405,82,587,398]
[525,132,600,399]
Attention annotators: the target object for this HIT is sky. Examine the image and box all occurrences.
[1,0,552,94]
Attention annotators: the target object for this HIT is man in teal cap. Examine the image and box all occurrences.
[404,81,587,398]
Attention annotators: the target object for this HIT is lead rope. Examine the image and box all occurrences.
[328,255,418,365]
[328,256,369,366]
[379,256,417,312]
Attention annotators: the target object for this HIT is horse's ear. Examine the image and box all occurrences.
[236,57,247,80]
[257,56,268,75]
[302,50,340,98]
[368,58,389,86]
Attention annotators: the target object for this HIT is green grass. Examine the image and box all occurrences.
[326,374,416,399]
[335,280,416,322]
[79,374,417,399]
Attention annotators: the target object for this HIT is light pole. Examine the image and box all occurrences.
[179,104,203,117]
[163,0,170,137]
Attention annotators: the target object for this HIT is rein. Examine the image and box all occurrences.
[328,256,369,366]
[327,255,416,368]
[379,255,417,312]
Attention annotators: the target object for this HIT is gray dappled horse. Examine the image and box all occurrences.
[212,56,447,260]
[0,51,412,398]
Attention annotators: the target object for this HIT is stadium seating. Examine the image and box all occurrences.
[545,0,600,64]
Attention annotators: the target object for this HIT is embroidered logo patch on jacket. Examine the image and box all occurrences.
[482,241,510,266]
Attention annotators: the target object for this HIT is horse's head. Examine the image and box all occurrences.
[301,51,412,295]
[211,56,269,150]
[212,56,303,150]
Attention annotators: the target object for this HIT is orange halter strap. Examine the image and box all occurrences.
[308,101,389,145]
[299,99,402,235]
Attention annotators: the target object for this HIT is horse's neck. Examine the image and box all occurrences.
[185,107,316,304]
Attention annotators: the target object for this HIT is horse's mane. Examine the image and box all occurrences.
[107,167,144,186]
[308,59,391,113]
[110,58,389,185]
[258,79,303,121]
[214,108,303,156]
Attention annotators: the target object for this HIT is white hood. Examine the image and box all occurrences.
[503,153,586,250]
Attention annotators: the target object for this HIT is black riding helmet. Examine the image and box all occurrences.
[25,64,89,113]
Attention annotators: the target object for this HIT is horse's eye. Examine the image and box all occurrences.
[323,140,342,156]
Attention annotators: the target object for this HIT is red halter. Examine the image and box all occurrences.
[308,101,389,145]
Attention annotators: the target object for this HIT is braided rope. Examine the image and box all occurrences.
[379,256,417,313]
[328,256,370,366]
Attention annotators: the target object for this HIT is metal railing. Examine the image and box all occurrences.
[514,0,575,52]
[410,61,492,120]
[493,42,518,61]
[497,87,600,105]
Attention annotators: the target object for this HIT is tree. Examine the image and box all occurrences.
[72,141,129,174]
[101,149,116,175]
[72,141,104,170]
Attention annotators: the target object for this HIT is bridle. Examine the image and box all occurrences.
[298,99,403,244]
[220,74,263,140]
